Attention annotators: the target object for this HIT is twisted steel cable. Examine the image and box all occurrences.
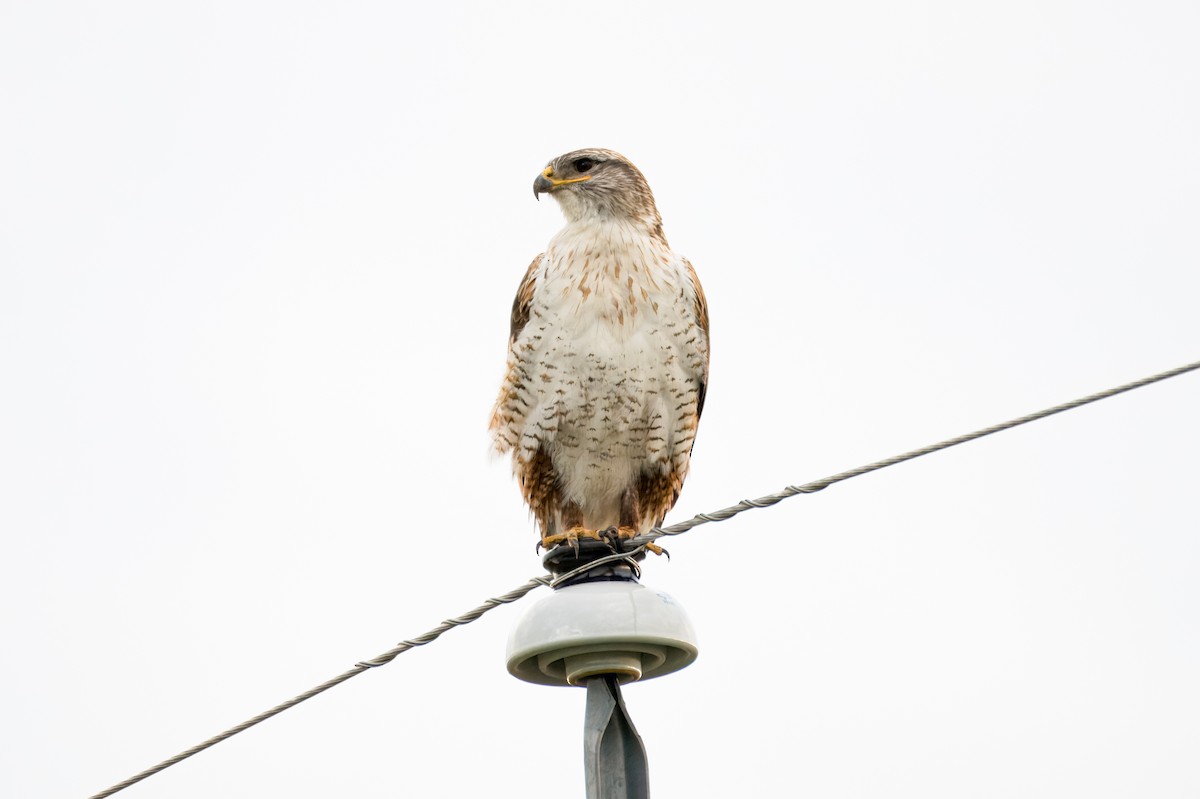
[86,554,642,799]
[86,578,551,799]
[633,359,1200,545]
[87,358,1199,798]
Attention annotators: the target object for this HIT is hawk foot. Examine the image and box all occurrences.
[599,526,667,557]
[541,526,604,550]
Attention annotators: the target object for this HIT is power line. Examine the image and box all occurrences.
[633,358,1200,545]
[85,554,639,799]
[85,578,549,799]
[86,358,1199,799]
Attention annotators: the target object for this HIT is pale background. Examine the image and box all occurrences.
[2,2,1199,797]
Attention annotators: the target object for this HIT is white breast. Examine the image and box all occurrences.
[505,218,706,529]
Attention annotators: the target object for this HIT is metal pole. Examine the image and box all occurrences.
[584,676,650,799]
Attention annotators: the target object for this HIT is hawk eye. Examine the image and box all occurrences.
[573,158,596,173]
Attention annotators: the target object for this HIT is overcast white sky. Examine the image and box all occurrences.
[3,1,1199,797]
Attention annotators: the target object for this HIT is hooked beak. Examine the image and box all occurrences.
[533,166,590,200]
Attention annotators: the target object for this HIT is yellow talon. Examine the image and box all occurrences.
[615,527,666,556]
[541,526,601,548]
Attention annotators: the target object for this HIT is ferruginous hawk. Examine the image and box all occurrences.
[490,149,709,549]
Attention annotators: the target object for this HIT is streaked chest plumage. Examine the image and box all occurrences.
[499,219,707,518]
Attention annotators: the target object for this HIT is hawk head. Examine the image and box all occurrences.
[533,148,664,236]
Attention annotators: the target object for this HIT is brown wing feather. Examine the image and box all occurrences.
[518,444,559,534]
[489,253,544,446]
[683,257,710,420]
[509,253,543,345]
